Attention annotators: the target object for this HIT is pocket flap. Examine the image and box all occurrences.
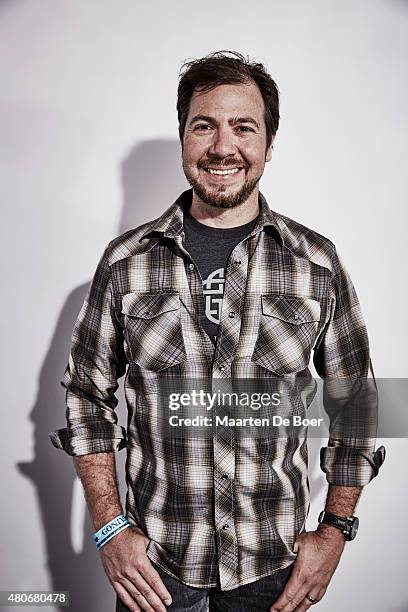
[261,295,321,324]
[121,292,180,319]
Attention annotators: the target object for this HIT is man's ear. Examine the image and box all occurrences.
[265,135,276,162]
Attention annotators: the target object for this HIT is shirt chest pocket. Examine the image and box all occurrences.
[252,295,321,375]
[121,292,186,371]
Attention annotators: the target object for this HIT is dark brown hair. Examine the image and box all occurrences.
[177,50,280,150]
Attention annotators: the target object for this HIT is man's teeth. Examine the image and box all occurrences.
[205,168,240,175]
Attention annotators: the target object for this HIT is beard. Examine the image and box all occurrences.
[183,161,261,209]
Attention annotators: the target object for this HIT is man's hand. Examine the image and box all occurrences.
[270,526,346,611]
[99,525,173,612]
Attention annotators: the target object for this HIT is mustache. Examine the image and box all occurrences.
[198,159,247,169]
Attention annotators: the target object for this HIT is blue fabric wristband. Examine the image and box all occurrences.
[93,514,131,550]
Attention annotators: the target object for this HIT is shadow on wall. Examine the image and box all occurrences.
[17,140,187,612]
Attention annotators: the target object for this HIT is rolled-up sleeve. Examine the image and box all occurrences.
[313,248,385,486]
[49,245,127,456]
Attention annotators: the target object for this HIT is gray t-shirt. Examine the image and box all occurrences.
[183,209,258,345]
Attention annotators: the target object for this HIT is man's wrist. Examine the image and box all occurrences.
[94,514,131,550]
[316,522,347,544]
[323,484,362,518]
[93,508,124,532]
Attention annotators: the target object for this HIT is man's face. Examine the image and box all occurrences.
[182,81,274,209]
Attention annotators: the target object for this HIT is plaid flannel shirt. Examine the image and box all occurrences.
[49,189,384,590]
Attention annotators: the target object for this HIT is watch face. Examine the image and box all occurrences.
[349,517,359,540]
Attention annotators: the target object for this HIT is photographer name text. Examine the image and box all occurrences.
[168,415,324,428]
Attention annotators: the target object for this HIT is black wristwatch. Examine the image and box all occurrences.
[318,511,359,541]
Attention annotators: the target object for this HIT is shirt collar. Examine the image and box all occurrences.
[139,188,284,247]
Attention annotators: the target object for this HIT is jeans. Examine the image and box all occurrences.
[115,561,294,612]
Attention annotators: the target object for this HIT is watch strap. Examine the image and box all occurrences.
[320,511,348,530]
[318,510,358,541]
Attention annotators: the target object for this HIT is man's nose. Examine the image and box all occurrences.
[208,126,236,158]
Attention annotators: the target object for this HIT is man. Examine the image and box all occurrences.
[50,51,384,612]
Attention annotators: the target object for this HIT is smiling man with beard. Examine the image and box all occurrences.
[181,80,270,212]
[50,51,384,612]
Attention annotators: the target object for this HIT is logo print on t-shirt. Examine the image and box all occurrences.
[202,268,225,324]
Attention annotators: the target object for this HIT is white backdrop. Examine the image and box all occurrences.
[0,1,407,610]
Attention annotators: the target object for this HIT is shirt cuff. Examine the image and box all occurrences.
[320,445,386,486]
[49,422,127,456]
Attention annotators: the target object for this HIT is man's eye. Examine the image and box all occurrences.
[237,126,254,133]
[195,124,212,131]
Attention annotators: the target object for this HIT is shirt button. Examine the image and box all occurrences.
[293,313,299,320]
[219,365,226,372]
[144,308,151,315]
[234,259,242,266]
[228,311,235,318]
[189,263,194,270]
[221,474,229,481]
[222,524,230,530]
